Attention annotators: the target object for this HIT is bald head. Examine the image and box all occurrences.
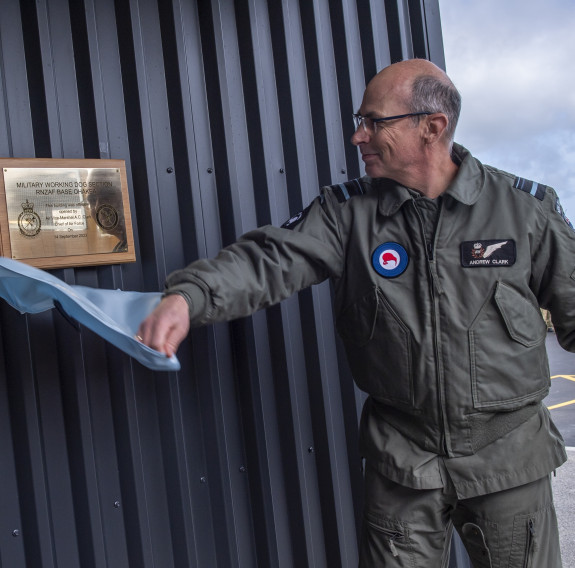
[367,59,461,145]
[373,59,448,84]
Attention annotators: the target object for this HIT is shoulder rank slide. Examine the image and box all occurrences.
[332,178,365,203]
[513,176,547,201]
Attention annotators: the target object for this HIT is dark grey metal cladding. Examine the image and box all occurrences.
[0,1,465,567]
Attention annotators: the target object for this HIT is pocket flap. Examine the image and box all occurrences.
[494,282,545,347]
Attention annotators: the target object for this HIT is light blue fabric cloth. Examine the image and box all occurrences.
[0,257,180,371]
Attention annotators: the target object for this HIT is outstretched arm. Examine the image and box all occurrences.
[136,188,345,357]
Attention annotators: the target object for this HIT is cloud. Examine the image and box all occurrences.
[439,0,575,214]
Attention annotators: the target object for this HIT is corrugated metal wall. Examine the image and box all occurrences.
[0,0,466,566]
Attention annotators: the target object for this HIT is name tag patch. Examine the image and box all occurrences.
[461,240,516,267]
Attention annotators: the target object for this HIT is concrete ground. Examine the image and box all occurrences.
[546,332,575,567]
[554,448,575,566]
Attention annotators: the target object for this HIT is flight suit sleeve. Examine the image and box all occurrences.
[163,188,345,327]
[530,187,575,351]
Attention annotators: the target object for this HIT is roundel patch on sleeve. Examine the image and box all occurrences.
[281,204,311,230]
[555,197,575,231]
[372,242,409,277]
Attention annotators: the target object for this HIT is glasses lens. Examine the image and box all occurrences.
[353,115,372,132]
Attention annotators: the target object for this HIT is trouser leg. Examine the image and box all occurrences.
[359,465,562,568]
[451,475,562,568]
[359,462,455,567]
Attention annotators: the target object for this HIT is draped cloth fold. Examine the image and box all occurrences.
[0,257,180,371]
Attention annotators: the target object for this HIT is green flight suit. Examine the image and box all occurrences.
[164,144,570,566]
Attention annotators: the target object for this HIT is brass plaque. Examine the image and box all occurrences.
[0,159,136,269]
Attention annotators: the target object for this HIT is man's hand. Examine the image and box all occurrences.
[137,294,191,358]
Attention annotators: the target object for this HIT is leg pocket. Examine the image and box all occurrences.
[360,512,412,565]
[360,464,453,566]
[508,506,561,568]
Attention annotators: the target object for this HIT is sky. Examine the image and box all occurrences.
[437,0,575,216]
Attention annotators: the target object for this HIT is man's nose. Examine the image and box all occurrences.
[351,125,369,146]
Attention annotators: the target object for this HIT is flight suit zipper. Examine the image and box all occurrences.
[412,199,450,455]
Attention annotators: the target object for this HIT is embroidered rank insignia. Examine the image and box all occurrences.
[332,178,365,203]
[513,177,547,201]
[372,242,409,277]
[461,239,516,267]
[555,197,575,231]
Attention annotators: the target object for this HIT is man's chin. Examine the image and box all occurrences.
[364,165,385,179]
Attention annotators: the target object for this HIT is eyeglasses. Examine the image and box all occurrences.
[353,112,431,133]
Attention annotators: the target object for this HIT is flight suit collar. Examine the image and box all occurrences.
[373,143,485,216]
[444,143,485,206]
[373,179,413,217]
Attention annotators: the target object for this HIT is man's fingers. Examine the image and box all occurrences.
[137,294,190,356]
[162,324,189,358]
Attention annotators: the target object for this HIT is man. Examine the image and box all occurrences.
[138,59,569,566]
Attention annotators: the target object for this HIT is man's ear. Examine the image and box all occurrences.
[423,113,449,144]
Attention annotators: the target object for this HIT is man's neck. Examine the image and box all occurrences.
[401,148,459,199]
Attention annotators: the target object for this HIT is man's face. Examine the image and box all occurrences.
[351,77,424,181]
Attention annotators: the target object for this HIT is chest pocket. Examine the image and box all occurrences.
[336,286,414,408]
[469,281,549,411]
